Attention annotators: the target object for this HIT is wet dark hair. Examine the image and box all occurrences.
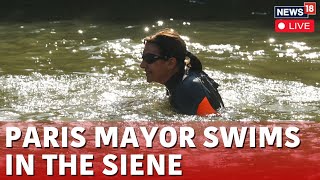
[144,29,202,72]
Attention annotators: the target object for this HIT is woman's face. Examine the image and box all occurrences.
[140,43,172,84]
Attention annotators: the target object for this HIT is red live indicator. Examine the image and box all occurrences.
[275,19,315,33]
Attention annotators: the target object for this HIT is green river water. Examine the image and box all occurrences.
[0,20,319,121]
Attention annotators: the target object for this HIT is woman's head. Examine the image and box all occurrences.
[144,29,187,66]
[140,29,202,84]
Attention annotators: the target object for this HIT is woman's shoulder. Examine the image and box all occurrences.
[181,71,203,87]
[176,71,205,96]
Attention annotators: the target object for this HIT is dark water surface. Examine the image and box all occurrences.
[0,20,319,121]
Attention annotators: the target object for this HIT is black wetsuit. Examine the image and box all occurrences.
[165,70,224,115]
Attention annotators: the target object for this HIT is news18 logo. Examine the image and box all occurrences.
[274,2,316,33]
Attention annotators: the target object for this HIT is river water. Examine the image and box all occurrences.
[0,20,319,121]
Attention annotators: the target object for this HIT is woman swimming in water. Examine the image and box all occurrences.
[140,29,224,115]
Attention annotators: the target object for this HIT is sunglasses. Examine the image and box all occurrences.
[142,53,168,64]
